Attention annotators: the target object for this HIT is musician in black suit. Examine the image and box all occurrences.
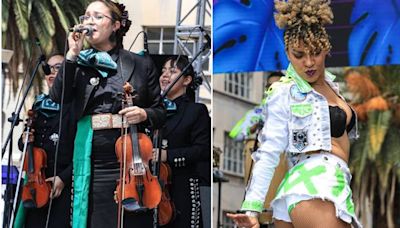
[159,56,211,228]
[17,54,74,228]
[49,1,165,227]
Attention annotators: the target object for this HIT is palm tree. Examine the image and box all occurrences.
[345,66,400,228]
[2,0,90,93]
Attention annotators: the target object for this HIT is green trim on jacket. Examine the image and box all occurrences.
[72,116,93,228]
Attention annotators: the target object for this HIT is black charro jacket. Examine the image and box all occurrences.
[163,95,211,186]
[49,49,165,128]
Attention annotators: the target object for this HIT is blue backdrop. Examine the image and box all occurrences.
[213,0,400,74]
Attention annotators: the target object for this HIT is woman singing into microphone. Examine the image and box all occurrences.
[50,1,165,227]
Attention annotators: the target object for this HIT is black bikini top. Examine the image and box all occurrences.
[329,105,356,138]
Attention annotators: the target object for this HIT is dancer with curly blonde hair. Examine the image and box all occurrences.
[228,0,362,227]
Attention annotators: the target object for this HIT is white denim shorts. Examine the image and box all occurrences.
[270,152,362,228]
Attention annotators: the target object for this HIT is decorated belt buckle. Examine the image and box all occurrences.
[292,129,308,151]
[112,114,127,128]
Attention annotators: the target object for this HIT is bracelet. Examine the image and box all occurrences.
[245,211,260,218]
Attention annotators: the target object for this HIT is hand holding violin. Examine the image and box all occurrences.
[46,176,65,199]
[21,130,35,144]
[118,106,147,125]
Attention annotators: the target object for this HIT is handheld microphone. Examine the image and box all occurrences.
[199,27,211,49]
[35,38,51,75]
[69,25,94,36]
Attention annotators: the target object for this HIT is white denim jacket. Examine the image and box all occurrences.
[241,64,358,212]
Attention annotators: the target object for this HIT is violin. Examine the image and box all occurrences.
[152,132,175,226]
[21,110,51,208]
[114,82,161,216]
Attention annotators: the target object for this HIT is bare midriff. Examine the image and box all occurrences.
[305,135,350,163]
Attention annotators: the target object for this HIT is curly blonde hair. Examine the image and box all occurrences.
[274,0,333,53]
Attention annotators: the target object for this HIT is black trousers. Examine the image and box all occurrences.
[88,130,153,228]
[25,185,71,228]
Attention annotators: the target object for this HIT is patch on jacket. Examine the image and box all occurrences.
[290,84,307,101]
[292,129,308,151]
[290,103,313,117]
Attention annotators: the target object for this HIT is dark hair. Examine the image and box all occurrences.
[91,0,132,49]
[163,56,202,101]
[268,71,284,78]
[46,53,64,62]
[266,71,284,89]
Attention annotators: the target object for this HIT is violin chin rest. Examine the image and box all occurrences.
[122,198,147,213]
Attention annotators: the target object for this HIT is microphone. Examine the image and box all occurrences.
[69,25,94,36]
[35,38,51,75]
[199,27,211,49]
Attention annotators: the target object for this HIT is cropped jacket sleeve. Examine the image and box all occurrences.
[241,82,289,212]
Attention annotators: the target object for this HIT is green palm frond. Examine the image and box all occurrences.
[66,0,90,25]
[370,66,400,97]
[31,1,55,54]
[381,127,400,167]
[348,65,400,227]
[375,154,392,215]
[13,0,31,39]
[3,0,89,92]
[396,165,400,180]
[2,0,10,48]
[367,110,392,160]
[50,0,69,31]
[377,126,400,215]
[2,0,10,32]
[350,123,369,185]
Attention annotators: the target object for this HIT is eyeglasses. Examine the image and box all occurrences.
[48,63,62,74]
[79,13,113,24]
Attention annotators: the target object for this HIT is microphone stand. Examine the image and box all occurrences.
[2,54,46,228]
